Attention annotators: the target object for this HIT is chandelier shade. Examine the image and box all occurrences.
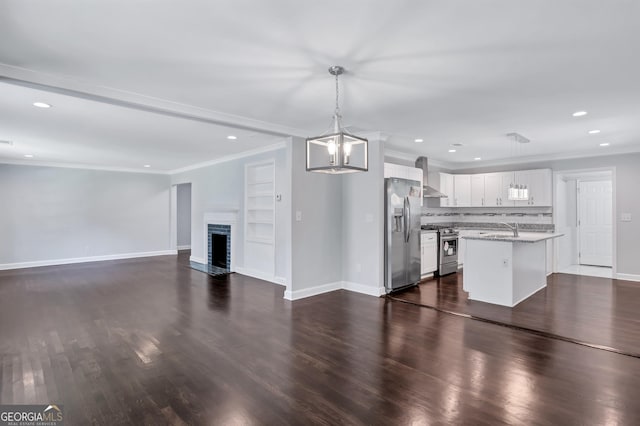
[306,66,368,174]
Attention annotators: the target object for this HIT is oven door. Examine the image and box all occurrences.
[440,235,459,264]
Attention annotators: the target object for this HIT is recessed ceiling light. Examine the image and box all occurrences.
[448,149,456,153]
[227,135,237,140]
[588,129,601,134]
[474,157,482,161]
[24,154,34,158]
[572,111,588,117]
[143,164,151,168]
[414,138,423,143]
[599,143,610,147]
[33,102,51,108]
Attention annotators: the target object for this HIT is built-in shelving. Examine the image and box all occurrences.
[245,161,275,244]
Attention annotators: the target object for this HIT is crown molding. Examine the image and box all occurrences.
[0,158,169,174]
[168,141,287,175]
[383,148,454,169]
[448,145,640,171]
[0,142,289,175]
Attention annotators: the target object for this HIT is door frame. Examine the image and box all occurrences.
[552,167,616,276]
[576,178,613,267]
[170,182,193,253]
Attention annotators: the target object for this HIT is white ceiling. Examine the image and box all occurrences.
[1,0,639,171]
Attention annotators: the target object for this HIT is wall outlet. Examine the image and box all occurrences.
[275,194,282,202]
[295,210,302,221]
[502,258,509,267]
[621,213,632,222]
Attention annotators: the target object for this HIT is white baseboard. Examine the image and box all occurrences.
[342,281,386,297]
[189,256,205,264]
[284,281,343,301]
[234,267,286,286]
[616,273,640,282]
[0,250,178,271]
[177,245,191,250]
[284,280,385,301]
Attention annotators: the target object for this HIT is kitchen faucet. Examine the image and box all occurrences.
[499,222,519,237]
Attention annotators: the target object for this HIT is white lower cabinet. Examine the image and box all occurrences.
[421,232,438,276]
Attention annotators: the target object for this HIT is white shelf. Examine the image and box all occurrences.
[247,179,274,185]
[247,192,273,197]
[245,161,275,247]
[246,237,274,244]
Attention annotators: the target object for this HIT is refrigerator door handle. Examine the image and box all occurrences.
[405,196,411,243]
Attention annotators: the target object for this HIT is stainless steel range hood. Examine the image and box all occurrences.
[415,156,448,198]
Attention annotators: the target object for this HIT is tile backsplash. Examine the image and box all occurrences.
[421,206,553,225]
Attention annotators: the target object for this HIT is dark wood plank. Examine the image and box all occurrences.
[1,254,640,424]
[393,271,640,355]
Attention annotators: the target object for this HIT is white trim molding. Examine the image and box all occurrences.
[284,281,385,301]
[0,250,177,271]
[169,142,286,175]
[235,267,285,286]
[342,281,387,297]
[177,245,191,250]
[284,282,343,301]
[616,273,640,282]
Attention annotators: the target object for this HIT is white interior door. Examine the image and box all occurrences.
[578,180,612,267]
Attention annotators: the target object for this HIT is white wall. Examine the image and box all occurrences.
[170,146,289,282]
[0,164,171,268]
[287,137,344,299]
[342,135,385,296]
[176,183,191,248]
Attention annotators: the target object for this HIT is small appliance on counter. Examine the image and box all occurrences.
[421,225,459,276]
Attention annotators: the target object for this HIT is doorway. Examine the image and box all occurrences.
[171,183,192,252]
[553,170,614,279]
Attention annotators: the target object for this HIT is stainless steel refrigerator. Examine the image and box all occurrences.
[384,178,422,293]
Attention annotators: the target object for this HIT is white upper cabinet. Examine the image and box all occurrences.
[484,173,502,207]
[439,173,455,207]
[470,175,485,206]
[513,169,552,206]
[384,163,424,206]
[453,175,472,207]
[437,168,552,208]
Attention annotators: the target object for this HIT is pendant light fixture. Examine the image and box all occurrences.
[306,66,368,173]
[506,132,530,201]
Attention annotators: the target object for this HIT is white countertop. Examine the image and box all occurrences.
[462,231,564,243]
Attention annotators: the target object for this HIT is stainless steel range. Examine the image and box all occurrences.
[422,225,459,276]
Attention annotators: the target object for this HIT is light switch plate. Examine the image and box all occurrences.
[621,213,632,222]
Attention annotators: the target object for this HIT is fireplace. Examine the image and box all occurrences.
[208,224,231,271]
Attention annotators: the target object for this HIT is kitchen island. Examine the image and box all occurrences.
[462,232,563,307]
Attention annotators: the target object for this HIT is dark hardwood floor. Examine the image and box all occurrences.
[2,253,640,425]
[392,271,640,356]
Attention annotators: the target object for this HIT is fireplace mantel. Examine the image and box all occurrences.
[203,211,238,272]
